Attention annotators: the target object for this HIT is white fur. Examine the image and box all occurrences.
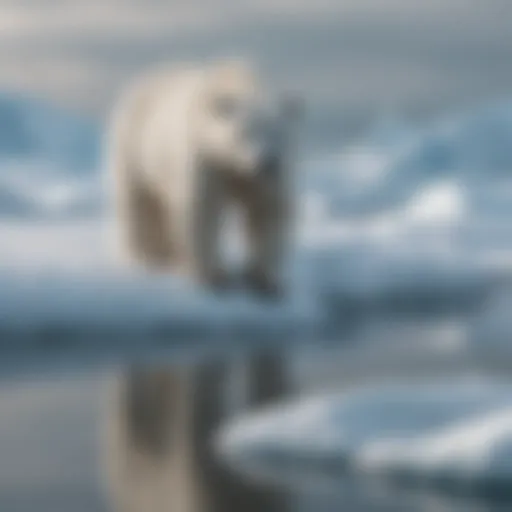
[106,60,300,294]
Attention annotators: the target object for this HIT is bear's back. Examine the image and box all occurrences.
[109,65,206,178]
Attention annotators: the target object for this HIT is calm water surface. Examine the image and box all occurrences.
[0,314,510,512]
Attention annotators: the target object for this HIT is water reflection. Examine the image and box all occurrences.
[105,351,289,512]
[99,315,512,512]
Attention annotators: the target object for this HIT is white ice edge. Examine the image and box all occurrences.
[216,379,512,490]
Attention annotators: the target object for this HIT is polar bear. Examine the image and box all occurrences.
[106,60,301,298]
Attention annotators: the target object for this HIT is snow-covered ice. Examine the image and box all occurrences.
[216,379,512,495]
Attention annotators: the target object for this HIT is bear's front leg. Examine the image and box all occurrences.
[244,194,285,301]
[192,168,232,294]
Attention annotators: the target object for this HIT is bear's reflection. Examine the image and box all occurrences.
[104,352,289,512]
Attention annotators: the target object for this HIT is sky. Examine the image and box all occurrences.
[0,0,512,129]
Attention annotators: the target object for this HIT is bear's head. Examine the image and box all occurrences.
[196,60,303,176]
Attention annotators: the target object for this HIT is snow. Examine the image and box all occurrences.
[216,379,512,493]
[0,161,103,217]
[404,180,465,225]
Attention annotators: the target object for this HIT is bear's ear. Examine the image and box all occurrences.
[280,93,305,122]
